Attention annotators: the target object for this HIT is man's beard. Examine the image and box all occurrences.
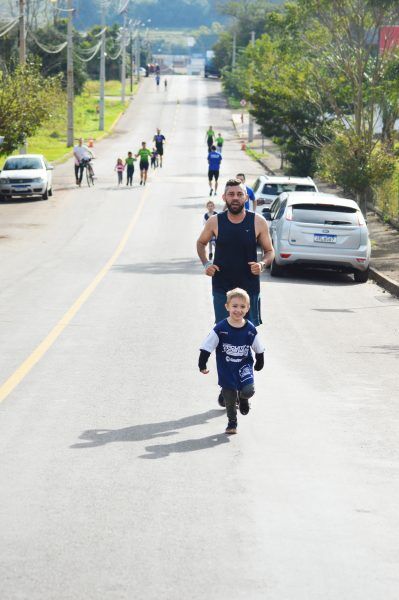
[226,201,244,215]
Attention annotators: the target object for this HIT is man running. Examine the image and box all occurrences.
[197,177,274,407]
[207,145,222,196]
[197,178,274,326]
[135,142,152,185]
[153,129,166,167]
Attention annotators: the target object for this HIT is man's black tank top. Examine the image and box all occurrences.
[212,211,259,294]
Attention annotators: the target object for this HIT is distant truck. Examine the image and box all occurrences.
[204,50,220,78]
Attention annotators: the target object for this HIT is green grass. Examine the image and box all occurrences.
[0,87,128,166]
[85,79,137,97]
[245,146,269,162]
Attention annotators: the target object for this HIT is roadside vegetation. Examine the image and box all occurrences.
[214,0,399,221]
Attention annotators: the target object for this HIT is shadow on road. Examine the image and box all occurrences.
[139,433,229,459]
[112,257,201,275]
[71,409,224,449]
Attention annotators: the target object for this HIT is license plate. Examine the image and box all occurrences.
[314,234,336,244]
[13,184,29,189]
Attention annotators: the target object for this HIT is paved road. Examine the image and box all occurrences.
[1,76,399,600]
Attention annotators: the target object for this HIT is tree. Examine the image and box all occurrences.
[0,62,62,155]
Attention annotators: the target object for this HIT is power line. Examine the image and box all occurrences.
[0,17,19,38]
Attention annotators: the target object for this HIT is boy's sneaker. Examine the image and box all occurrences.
[217,391,225,407]
[239,396,250,415]
[225,421,237,435]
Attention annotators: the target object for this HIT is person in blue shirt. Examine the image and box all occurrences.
[236,173,257,212]
[207,145,222,196]
[198,287,265,435]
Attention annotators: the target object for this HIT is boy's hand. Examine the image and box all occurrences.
[200,369,209,374]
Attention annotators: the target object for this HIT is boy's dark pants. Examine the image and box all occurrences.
[126,165,134,184]
[222,384,255,422]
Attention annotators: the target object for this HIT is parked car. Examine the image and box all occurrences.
[264,191,371,282]
[253,175,318,210]
[0,154,53,201]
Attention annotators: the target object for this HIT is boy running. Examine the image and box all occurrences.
[125,152,136,186]
[199,288,265,435]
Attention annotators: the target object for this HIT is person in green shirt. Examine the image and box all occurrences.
[216,133,224,154]
[125,151,136,186]
[206,126,215,151]
[135,142,152,185]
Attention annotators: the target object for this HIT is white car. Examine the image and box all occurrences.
[265,191,371,282]
[0,154,54,201]
[253,175,318,209]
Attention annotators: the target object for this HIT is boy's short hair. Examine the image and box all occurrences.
[226,288,250,306]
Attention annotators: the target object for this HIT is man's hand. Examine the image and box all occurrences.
[248,261,264,275]
[205,264,220,277]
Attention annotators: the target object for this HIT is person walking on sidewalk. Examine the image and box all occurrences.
[199,287,265,435]
[136,142,152,185]
[207,145,222,196]
[125,152,136,186]
[114,158,125,185]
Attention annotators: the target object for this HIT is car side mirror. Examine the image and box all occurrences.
[47,165,54,170]
[262,207,272,221]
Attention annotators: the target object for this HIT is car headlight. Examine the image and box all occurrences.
[32,177,44,183]
[0,178,10,184]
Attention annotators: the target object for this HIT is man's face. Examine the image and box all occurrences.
[223,184,247,214]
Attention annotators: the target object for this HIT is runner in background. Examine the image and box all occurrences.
[153,129,166,167]
[207,145,222,196]
[135,142,152,185]
[236,173,257,212]
[206,126,215,151]
[216,133,224,154]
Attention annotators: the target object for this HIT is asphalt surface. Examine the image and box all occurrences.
[1,76,399,600]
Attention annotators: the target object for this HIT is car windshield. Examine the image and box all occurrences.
[292,203,358,225]
[3,157,42,170]
[262,183,316,195]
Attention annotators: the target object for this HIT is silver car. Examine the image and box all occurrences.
[0,154,54,201]
[253,175,318,209]
[264,192,371,282]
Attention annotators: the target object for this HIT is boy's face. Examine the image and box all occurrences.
[226,296,249,321]
[207,202,215,211]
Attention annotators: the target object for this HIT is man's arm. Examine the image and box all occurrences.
[248,216,275,275]
[196,216,220,277]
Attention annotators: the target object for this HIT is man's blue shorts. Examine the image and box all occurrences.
[213,291,262,326]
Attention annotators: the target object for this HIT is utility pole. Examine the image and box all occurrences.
[232,31,236,68]
[130,29,134,93]
[99,3,106,131]
[19,0,26,64]
[248,30,255,143]
[121,8,127,103]
[67,0,74,147]
[135,32,140,81]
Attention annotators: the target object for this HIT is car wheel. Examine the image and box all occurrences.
[48,187,53,197]
[42,187,48,200]
[353,268,369,283]
[270,259,285,277]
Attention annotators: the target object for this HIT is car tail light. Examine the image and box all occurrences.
[285,206,293,221]
[357,211,366,226]
[356,258,366,263]
[280,253,291,259]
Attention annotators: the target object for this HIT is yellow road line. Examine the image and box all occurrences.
[0,187,149,404]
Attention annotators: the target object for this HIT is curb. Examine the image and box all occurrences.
[232,113,399,298]
[369,267,399,298]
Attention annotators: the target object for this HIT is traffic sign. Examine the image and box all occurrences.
[240,99,247,107]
